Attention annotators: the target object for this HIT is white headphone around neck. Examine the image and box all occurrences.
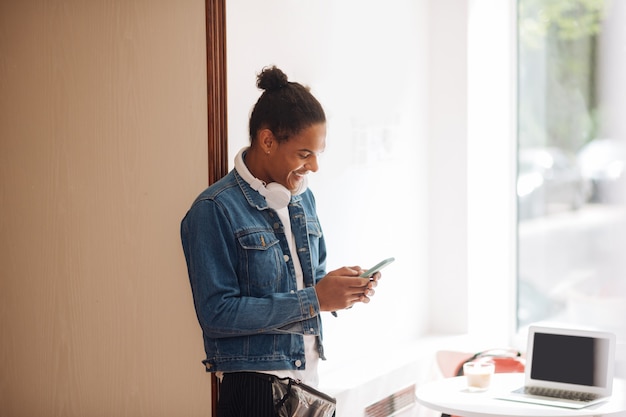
[234,148,307,210]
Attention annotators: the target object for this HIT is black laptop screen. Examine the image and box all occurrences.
[530,332,610,387]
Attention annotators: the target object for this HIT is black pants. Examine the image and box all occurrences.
[217,372,276,417]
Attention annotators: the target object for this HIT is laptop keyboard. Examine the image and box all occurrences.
[514,386,599,402]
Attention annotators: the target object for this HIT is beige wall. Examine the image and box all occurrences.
[0,1,211,416]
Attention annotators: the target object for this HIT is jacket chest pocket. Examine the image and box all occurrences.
[306,220,323,264]
[237,231,283,294]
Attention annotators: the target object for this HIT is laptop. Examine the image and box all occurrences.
[496,325,616,409]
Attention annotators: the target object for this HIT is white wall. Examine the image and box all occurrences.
[427,0,470,335]
[466,0,517,343]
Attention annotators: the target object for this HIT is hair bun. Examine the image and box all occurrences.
[256,66,289,91]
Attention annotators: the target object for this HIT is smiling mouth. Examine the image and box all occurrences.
[289,172,307,190]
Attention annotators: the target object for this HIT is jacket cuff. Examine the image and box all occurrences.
[298,286,320,318]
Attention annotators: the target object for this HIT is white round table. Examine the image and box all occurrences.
[416,373,626,417]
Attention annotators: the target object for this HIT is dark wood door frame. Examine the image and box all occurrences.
[205,0,227,414]
[206,0,228,185]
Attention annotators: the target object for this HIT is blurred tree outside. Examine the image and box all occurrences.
[518,0,608,152]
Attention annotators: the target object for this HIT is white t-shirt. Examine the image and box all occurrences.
[263,206,319,387]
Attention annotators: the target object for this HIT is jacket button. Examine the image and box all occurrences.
[295,360,302,367]
[283,255,290,262]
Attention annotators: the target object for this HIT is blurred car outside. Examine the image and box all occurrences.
[517,147,591,220]
[576,138,626,204]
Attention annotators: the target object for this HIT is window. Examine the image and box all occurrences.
[516,0,626,346]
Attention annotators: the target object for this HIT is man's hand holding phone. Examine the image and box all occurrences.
[316,257,394,316]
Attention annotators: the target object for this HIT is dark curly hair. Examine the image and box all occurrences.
[248,66,326,143]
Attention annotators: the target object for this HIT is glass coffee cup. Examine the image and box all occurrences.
[463,361,495,392]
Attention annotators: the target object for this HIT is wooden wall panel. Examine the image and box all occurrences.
[0,1,212,415]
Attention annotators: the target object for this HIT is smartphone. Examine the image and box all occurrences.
[359,257,395,278]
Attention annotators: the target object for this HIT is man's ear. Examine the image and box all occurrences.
[258,129,274,154]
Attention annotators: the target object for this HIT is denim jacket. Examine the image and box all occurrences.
[180,169,327,373]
